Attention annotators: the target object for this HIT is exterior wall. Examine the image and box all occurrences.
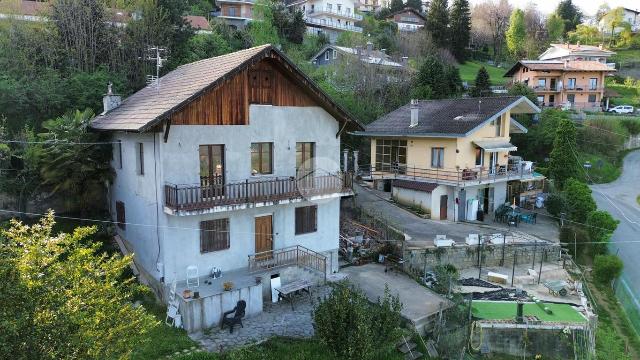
[389,10,425,31]
[456,112,510,169]
[313,47,340,65]
[430,185,455,220]
[392,186,433,214]
[218,3,253,20]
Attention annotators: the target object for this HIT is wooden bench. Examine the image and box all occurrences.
[276,279,312,310]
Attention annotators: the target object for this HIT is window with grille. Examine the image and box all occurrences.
[295,205,317,235]
[200,218,230,253]
[251,142,273,175]
[116,201,126,230]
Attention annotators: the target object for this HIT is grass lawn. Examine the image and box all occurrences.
[577,152,622,184]
[606,82,640,107]
[458,61,508,85]
[612,49,640,64]
[471,301,586,323]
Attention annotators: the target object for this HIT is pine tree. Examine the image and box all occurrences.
[449,0,471,62]
[389,0,404,13]
[556,0,582,34]
[549,118,580,189]
[505,9,526,59]
[471,67,491,97]
[427,0,449,48]
[405,0,423,12]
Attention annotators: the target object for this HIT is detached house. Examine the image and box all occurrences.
[91,45,361,332]
[352,96,542,221]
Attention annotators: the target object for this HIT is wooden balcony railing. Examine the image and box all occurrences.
[248,245,327,280]
[165,172,353,212]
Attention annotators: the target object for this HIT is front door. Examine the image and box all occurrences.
[255,215,273,258]
[440,195,448,220]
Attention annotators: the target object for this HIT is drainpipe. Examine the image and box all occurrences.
[353,150,359,175]
[342,149,349,172]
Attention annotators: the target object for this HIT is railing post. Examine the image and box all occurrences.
[245,179,249,203]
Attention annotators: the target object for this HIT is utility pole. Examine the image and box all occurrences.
[538,249,544,285]
[500,232,506,266]
[478,238,484,280]
[511,250,517,287]
[531,239,537,269]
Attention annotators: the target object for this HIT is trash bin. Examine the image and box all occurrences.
[477,210,484,221]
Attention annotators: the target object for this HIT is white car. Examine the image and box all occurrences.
[608,105,635,114]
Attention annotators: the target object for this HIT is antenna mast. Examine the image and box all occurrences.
[145,46,168,92]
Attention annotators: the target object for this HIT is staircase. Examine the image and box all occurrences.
[396,336,423,360]
[248,245,327,280]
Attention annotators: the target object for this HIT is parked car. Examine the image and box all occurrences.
[608,105,635,114]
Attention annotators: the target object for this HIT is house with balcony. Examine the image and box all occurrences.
[286,0,363,42]
[599,8,640,34]
[538,43,616,66]
[91,45,361,332]
[504,60,616,111]
[351,96,542,221]
[214,0,254,29]
[385,7,426,32]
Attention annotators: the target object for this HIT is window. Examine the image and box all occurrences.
[332,49,337,59]
[567,78,576,90]
[325,51,330,60]
[337,4,341,11]
[251,142,273,175]
[199,144,225,184]
[567,94,575,103]
[549,94,555,104]
[537,95,545,105]
[431,147,444,168]
[113,140,122,169]
[295,205,317,235]
[589,78,598,90]
[296,142,315,175]
[137,143,144,175]
[588,94,597,103]
[228,6,236,16]
[249,70,273,104]
[495,116,502,136]
[200,218,230,253]
[537,78,546,88]
[116,201,126,230]
[375,139,407,173]
[475,147,484,166]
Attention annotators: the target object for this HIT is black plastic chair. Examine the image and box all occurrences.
[221,300,246,334]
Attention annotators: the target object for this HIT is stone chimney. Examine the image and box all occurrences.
[409,99,419,127]
[102,82,121,115]
[366,41,373,56]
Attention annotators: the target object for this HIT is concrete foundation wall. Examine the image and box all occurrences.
[479,326,578,359]
[392,186,433,214]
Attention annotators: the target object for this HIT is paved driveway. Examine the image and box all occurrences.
[590,150,640,310]
[353,184,558,246]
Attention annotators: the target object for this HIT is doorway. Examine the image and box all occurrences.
[199,144,225,197]
[483,188,490,214]
[440,195,448,220]
[458,189,466,221]
[255,215,273,259]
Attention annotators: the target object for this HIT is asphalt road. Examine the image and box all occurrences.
[590,150,640,308]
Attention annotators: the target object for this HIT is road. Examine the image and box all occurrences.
[590,150,640,311]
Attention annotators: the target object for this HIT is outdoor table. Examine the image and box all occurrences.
[276,279,312,310]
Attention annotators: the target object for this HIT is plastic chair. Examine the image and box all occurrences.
[221,300,246,334]
[186,265,199,288]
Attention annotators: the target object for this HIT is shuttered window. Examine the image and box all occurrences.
[115,201,126,230]
[200,218,230,253]
[295,205,317,235]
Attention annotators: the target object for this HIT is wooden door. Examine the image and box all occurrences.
[255,215,273,258]
[440,195,448,220]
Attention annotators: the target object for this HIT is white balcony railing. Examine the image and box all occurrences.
[305,17,363,32]
[306,8,363,21]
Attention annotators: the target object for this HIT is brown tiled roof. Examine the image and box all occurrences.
[185,15,210,30]
[91,45,363,132]
[386,7,427,21]
[353,96,538,137]
[393,179,438,193]
[549,43,615,54]
[504,60,614,76]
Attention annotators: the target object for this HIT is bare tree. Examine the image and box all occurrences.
[472,0,512,63]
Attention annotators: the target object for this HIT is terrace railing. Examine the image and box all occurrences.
[165,172,353,212]
[248,245,327,280]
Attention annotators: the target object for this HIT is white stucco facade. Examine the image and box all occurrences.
[108,105,344,283]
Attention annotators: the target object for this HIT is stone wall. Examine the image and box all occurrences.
[478,326,585,359]
[403,242,561,274]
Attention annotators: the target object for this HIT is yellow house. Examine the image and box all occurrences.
[504,60,615,111]
[352,96,542,221]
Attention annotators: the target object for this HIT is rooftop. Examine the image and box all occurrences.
[315,45,405,68]
[504,60,615,77]
[352,96,539,138]
[472,301,587,324]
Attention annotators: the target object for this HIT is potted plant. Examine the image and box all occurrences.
[223,281,234,291]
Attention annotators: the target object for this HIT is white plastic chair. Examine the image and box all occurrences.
[186,265,199,288]
[465,234,480,246]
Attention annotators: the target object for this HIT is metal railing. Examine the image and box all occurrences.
[307,8,363,20]
[533,86,560,92]
[305,17,363,32]
[165,172,353,212]
[360,163,534,186]
[248,245,327,280]
[564,86,605,92]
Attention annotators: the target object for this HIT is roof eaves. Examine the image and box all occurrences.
[462,96,540,137]
[350,131,464,138]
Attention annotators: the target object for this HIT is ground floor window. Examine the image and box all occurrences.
[200,218,230,253]
[295,205,317,235]
[588,94,597,103]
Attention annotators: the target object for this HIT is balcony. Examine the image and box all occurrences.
[164,172,353,215]
[361,163,537,187]
[533,86,560,93]
[564,86,605,92]
[248,245,327,279]
[306,8,363,21]
[305,17,363,32]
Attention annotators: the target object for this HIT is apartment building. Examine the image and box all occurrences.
[538,43,616,64]
[286,0,363,42]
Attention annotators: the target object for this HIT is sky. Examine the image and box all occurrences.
[467,0,636,16]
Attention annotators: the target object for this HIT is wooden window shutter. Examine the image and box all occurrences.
[295,205,317,235]
[200,218,230,253]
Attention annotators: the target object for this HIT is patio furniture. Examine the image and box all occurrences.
[186,265,199,288]
[221,300,246,333]
[276,279,312,310]
[520,212,537,224]
[488,233,506,245]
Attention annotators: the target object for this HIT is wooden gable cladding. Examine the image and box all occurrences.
[170,58,317,126]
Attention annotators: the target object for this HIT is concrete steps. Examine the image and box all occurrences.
[396,339,423,360]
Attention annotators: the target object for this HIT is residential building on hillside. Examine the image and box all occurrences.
[504,60,616,111]
[286,0,363,42]
[310,42,407,69]
[214,0,254,29]
[385,7,426,32]
[91,45,362,332]
[352,96,542,221]
[357,0,381,13]
[538,43,616,64]
[598,7,639,34]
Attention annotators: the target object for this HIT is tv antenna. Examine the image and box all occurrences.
[145,46,168,91]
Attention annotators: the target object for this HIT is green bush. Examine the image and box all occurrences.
[586,210,619,255]
[545,193,567,217]
[433,264,459,295]
[313,281,402,359]
[564,179,596,223]
[593,255,624,285]
[620,119,640,135]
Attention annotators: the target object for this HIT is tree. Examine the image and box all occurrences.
[389,0,404,13]
[38,109,113,215]
[603,7,626,45]
[270,2,306,44]
[0,212,157,359]
[505,9,526,59]
[427,0,449,48]
[470,66,491,97]
[508,82,537,104]
[567,24,601,45]
[471,0,512,62]
[413,55,462,99]
[548,118,579,188]
[406,0,423,12]
[595,3,611,23]
[593,254,624,285]
[564,178,596,223]
[449,0,471,62]
[248,0,280,46]
[546,13,565,42]
[586,210,619,255]
[556,0,582,34]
